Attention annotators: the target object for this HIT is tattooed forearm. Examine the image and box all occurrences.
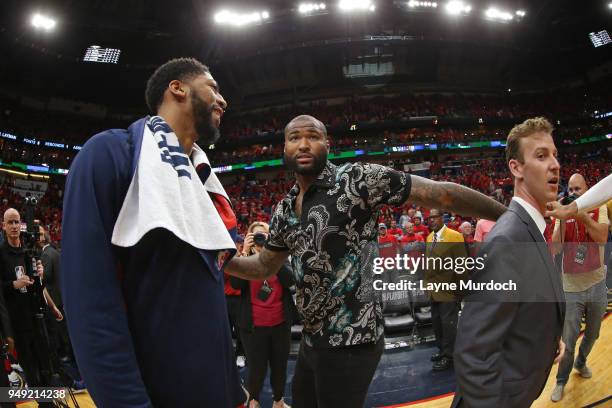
[224,248,289,280]
[408,175,507,220]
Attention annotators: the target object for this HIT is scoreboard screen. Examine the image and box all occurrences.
[589,30,611,48]
[83,45,121,63]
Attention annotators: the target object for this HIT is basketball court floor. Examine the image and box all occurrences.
[16,288,612,408]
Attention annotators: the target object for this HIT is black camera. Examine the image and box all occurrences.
[22,194,41,259]
[253,232,267,247]
[561,194,577,206]
[256,281,273,301]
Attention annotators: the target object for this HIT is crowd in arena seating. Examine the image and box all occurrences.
[1,88,610,244]
[221,90,610,141]
[2,88,610,147]
[3,119,608,170]
[0,148,609,246]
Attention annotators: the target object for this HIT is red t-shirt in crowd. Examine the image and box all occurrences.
[250,275,284,327]
[412,224,429,238]
[398,233,425,244]
[378,234,398,259]
[388,227,403,237]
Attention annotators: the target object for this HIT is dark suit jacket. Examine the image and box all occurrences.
[451,200,565,408]
[41,244,62,308]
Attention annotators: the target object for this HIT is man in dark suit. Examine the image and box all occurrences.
[424,209,468,371]
[452,117,566,408]
[38,226,71,359]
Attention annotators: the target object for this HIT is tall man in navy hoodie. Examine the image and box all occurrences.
[62,58,246,407]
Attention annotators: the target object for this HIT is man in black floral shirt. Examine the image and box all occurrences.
[225,115,506,408]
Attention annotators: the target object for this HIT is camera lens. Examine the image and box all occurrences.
[253,233,267,246]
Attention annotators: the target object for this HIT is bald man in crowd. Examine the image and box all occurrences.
[550,173,609,402]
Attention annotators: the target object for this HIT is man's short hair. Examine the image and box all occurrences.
[505,117,554,164]
[145,58,210,114]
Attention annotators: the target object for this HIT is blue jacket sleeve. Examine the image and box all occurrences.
[61,130,153,407]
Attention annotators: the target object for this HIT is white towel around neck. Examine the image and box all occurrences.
[111,116,236,251]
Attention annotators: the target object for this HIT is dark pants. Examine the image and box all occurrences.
[292,337,384,408]
[226,296,244,357]
[53,306,74,359]
[431,301,459,359]
[14,331,47,386]
[240,322,291,402]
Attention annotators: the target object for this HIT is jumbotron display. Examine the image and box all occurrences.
[83,45,121,64]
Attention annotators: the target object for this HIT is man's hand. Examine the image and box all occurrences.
[554,339,566,364]
[573,211,589,224]
[545,200,578,220]
[6,337,14,354]
[242,233,255,255]
[52,306,64,322]
[13,276,33,289]
[36,260,44,281]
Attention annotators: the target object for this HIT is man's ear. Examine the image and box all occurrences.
[168,80,187,100]
[508,159,523,180]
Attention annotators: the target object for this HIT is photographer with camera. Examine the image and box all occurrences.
[1,208,62,406]
[549,174,609,402]
[231,222,295,408]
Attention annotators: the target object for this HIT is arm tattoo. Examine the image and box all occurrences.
[409,175,507,220]
[225,248,289,280]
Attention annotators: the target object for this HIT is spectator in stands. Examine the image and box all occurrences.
[459,221,476,256]
[231,222,294,408]
[424,209,468,371]
[398,223,425,260]
[474,218,495,242]
[378,224,399,259]
[412,216,429,239]
[398,223,425,244]
[388,220,403,238]
[398,209,411,229]
[459,221,474,244]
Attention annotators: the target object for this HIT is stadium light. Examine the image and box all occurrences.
[214,9,270,27]
[485,7,513,22]
[299,3,327,14]
[408,1,438,8]
[31,13,56,31]
[515,10,526,17]
[338,0,376,12]
[445,1,471,16]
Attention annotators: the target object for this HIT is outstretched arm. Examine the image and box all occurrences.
[409,175,507,220]
[224,247,289,280]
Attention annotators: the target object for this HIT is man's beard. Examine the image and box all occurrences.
[191,93,220,145]
[284,151,327,176]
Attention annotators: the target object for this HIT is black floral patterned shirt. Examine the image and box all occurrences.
[266,161,412,348]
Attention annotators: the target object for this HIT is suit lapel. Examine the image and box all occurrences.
[509,201,565,319]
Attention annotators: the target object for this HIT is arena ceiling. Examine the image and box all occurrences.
[0,0,610,112]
